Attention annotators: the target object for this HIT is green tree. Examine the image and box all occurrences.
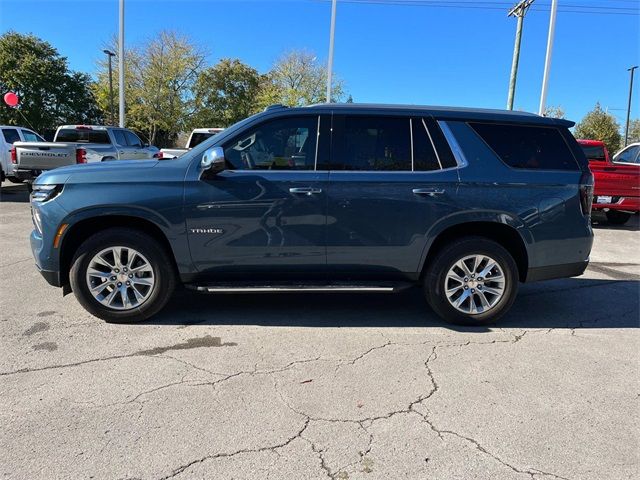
[94,31,205,146]
[190,59,262,128]
[0,32,101,133]
[262,50,345,108]
[543,105,565,119]
[625,119,640,145]
[574,103,622,153]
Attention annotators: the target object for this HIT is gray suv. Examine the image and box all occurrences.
[29,104,594,325]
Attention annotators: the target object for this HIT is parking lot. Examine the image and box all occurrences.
[1,183,638,479]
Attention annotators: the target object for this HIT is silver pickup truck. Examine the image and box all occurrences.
[160,128,223,159]
[14,125,160,183]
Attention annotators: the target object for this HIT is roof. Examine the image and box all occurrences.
[264,103,574,127]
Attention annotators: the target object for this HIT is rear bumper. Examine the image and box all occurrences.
[15,169,41,182]
[525,261,589,282]
[593,196,640,213]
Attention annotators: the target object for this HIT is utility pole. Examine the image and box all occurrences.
[103,50,116,125]
[624,66,638,146]
[507,0,534,111]
[539,0,558,115]
[118,0,125,127]
[326,0,337,103]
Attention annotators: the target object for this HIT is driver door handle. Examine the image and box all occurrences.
[289,187,322,196]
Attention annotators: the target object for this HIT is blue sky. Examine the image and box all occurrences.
[1,0,638,124]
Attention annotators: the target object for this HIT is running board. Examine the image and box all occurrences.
[186,282,413,294]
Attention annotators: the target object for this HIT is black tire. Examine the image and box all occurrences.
[26,182,33,193]
[69,228,176,323]
[102,156,116,162]
[605,210,631,225]
[424,237,519,326]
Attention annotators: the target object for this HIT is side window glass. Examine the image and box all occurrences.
[223,116,318,170]
[469,123,579,171]
[21,130,41,142]
[112,130,127,146]
[338,116,411,171]
[2,128,20,144]
[124,130,142,147]
[614,145,639,163]
[412,119,441,171]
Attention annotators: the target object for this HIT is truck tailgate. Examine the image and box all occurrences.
[14,142,76,170]
[590,160,640,198]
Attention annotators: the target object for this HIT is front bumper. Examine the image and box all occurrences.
[36,263,63,287]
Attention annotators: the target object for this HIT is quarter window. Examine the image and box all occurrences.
[412,119,441,171]
[469,123,578,170]
[223,116,318,170]
[337,116,411,171]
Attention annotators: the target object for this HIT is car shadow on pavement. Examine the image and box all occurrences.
[149,277,639,331]
[591,212,640,232]
[0,184,30,202]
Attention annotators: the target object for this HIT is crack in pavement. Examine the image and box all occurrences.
[156,416,311,480]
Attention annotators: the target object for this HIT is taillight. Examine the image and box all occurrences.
[76,148,87,164]
[579,170,594,216]
[154,151,163,159]
[10,148,16,164]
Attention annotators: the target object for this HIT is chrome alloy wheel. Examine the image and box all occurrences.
[85,246,155,310]
[444,255,506,315]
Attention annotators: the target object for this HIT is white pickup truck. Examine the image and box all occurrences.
[0,125,45,186]
[13,125,161,185]
[160,128,224,159]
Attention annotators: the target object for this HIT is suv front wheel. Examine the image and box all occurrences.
[424,237,519,325]
[69,228,176,323]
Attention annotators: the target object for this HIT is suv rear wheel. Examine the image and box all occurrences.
[424,237,519,325]
[69,228,176,323]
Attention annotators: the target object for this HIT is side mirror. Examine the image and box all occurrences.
[201,146,225,173]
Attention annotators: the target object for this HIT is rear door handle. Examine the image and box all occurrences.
[412,188,445,197]
[289,187,322,196]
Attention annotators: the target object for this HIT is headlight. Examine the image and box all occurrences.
[30,184,63,203]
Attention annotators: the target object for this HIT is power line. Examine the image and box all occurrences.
[312,0,640,15]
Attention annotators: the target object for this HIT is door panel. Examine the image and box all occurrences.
[185,114,330,276]
[326,115,460,275]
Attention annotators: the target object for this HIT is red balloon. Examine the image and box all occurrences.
[4,92,19,107]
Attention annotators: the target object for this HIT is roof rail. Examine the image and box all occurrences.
[264,104,287,111]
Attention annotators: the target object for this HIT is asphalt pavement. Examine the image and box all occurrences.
[1,183,638,480]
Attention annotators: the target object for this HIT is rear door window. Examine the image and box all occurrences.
[2,128,20,144]
[614,145,640,164]
[334,116,411,171]
[469,123,579,170]
[124,131,142,147]
[112,130,127,146]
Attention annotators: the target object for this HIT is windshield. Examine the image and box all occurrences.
[56,129,111,144]
[580,145,606,161]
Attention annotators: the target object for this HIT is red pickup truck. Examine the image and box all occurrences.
[577,139,640,225]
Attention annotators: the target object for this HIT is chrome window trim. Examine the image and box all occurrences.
[437,120,468,168]
[409,118,415,171]
[422,118,443,170]
[314,115,320,171]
